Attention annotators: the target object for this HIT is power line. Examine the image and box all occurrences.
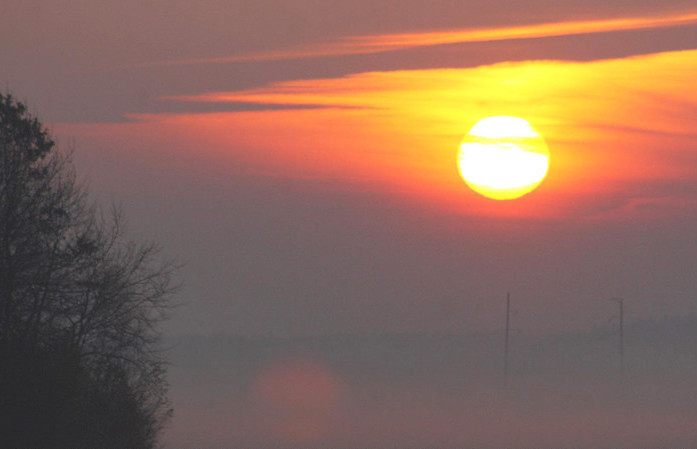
[504,292,511,388]
[610,297,624,378]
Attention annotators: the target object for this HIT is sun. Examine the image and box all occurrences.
[458,116,550,200]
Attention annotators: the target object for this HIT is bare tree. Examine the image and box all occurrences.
[0,93,176,449]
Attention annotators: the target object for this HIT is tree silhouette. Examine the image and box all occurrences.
[0,93,175,449]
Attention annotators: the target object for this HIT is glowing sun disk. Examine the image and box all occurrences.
[458,116,549,200]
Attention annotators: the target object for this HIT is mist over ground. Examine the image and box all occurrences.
[165,315,697,448]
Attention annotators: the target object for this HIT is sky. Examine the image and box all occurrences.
[3,1,697,447]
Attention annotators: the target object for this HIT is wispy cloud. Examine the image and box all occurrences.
[148,49,697,219]
[131,10,697,68]
[343,10,697,51]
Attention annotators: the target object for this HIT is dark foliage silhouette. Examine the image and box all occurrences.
[0,93,175,448]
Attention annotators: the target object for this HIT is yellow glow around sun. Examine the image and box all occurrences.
[458,116,549,200]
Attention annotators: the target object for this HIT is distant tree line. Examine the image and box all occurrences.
[0,93,176,448]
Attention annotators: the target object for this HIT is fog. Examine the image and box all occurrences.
[165,316,697,448]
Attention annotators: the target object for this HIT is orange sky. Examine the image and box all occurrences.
[97,49,697,220]
[41,1,697,343]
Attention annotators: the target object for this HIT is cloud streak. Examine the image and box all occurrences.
[146,49,697,221]
[132,9,697,68]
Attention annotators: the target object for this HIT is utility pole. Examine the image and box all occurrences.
[610,297,624,377]
[504,292,511,387]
